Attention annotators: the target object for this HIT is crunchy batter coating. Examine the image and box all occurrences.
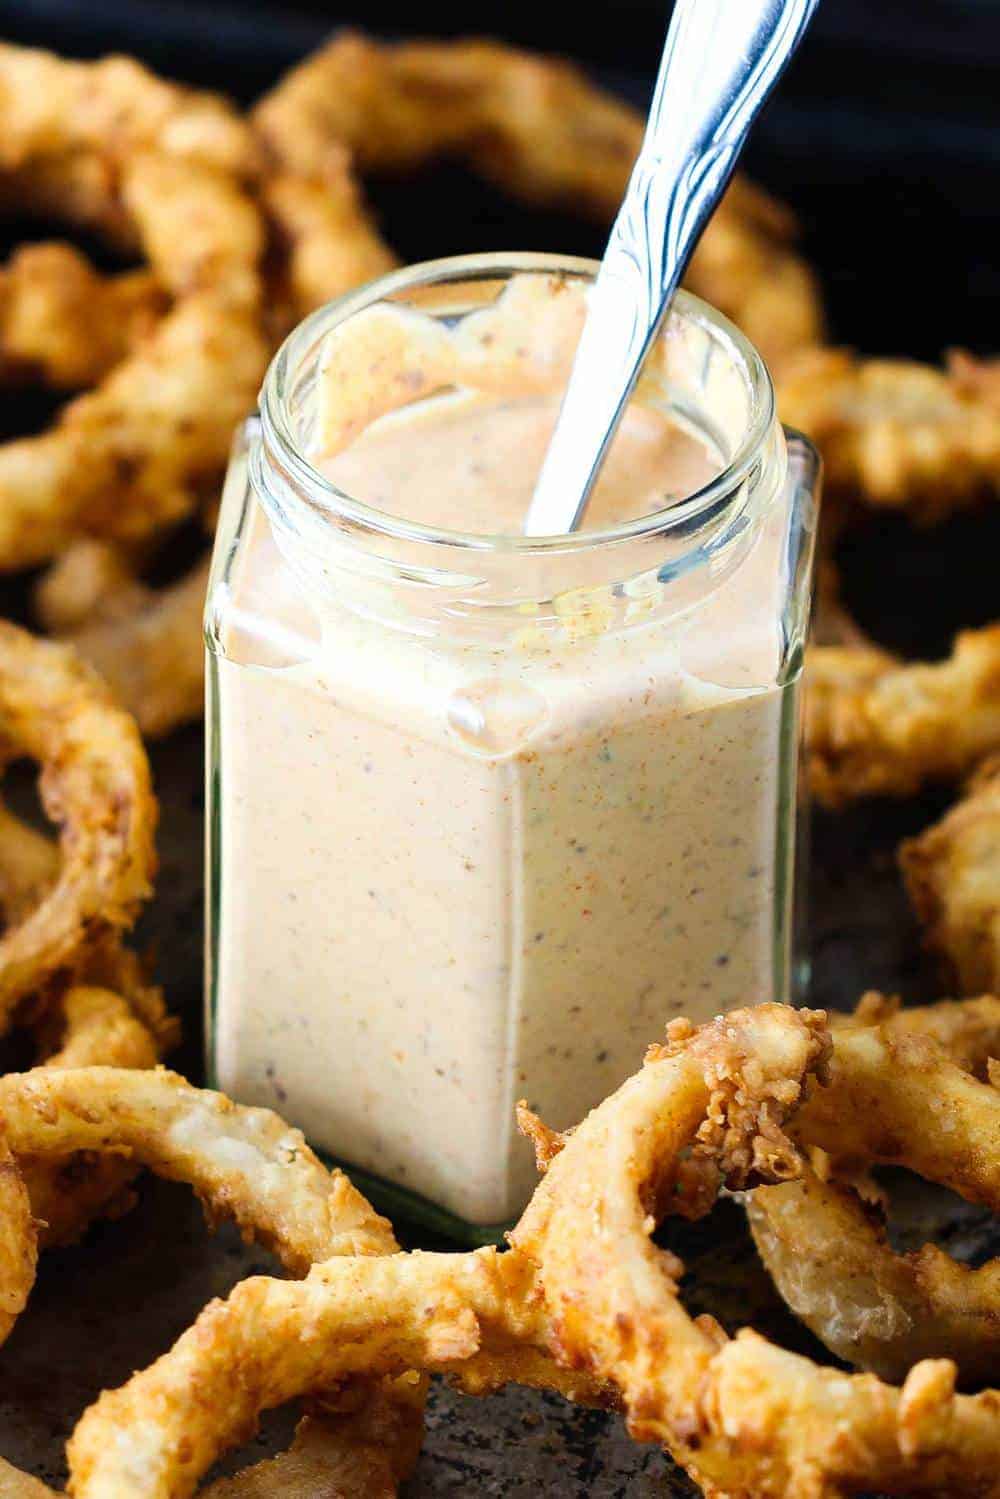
[807,624,1000,806]
[0,624,157,1027]
[0,1065,422,1498]
[778,348,1000,522]
[66,1244,585,1497]
[0,244,166,389]
[0,42,258,175]
[901,758,1000,994]
[43,552,211,740]
[749,996,1000,1383]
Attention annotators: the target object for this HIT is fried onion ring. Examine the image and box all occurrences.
[0,1066,393,1272]
[749,996,1000,1383]
[37,551,211,740]
[19,969,171,1250]
[0,43,258,175]
[0,788,175,1246]
[66,1243,592,1496]
[0,47,268,573]
[806,624,1000,807]
[0,1068,424,1497]
[0,276,268,574]
[510,1004,1000,1496]
[901,758,1000,995]
[0,1133,36,1351]
[778,348,1000,522]
[0,244,166,389]
[252,32,824,367]
[0,624,157,1027]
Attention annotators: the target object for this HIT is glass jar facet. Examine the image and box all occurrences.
[205,254,818,1237]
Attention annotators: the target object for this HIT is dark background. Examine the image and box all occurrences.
[1,0,997,361]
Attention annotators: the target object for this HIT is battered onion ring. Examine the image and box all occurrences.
[1,1069,423,1498]
[749,995,1000,1383]
[0,624,157,1027]
[806,623,1000,807]
[511,1004,1000,1497]
[778,348,1000,522]
[0,244,166,389]
[0,1133,35,1351]
[0,790,175,1246]
[252,32,824,366]
[0,45,268,573]
[901,758,1000,995]
[0,1404,423,1499]
[66,1243,596,1497]
[0,243,268,573]
[261,166,399,328]
[37,552,211,740]
[0,1066,393,1273]
[0,43,258,175]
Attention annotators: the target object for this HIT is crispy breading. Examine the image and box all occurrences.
[778,348,1000,522]
[901,758,1000,994]
[0,244,166,388]
[807,625,1000,806]
[0,623,157,1026]
[0,42,258,174]
[749,997,1000,1383]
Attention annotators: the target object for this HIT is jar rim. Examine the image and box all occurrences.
[257,251,776,555]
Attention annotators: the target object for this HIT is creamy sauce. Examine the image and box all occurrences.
[324,387,715,532]
[210,275,799,1225]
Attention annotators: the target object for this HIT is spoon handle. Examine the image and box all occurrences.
[524,0,821,537]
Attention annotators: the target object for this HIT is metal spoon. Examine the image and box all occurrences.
[523,0,821,537]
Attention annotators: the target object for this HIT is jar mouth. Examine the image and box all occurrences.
[258,252,776,555]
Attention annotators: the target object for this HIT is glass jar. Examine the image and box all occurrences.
[205,252,818,1241]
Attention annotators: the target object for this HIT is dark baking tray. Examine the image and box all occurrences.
[0,5,997,1492]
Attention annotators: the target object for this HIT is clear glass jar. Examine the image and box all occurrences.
[205,253,818,1241]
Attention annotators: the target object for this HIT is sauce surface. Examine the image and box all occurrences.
[323,387,718,533]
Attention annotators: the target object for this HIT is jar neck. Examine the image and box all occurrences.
[250,253,783,644]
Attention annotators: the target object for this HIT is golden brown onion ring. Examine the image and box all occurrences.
[261,167,399,328]
[0,42,258,176]
[0,244,166,389]
[67,1009,817,1495]
[900,758,1000,995]
[778,348,1000,522]
[749,996,1000,1383]
[0,45,268,573]
[252,32,824,367]
[511,1004,1000,1497]
[807,624,1000,807]
[1,1068,422,1497]
[0,624,157,1027]
[0,1066,393,1274]
[1,1404,423,1499]
[66,1244,594,1497]
[38,552,211,740]
[0,1133,36,1351]
[846,988,1000,1074]
[0,278,268,574]
[0,793,175,1247]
